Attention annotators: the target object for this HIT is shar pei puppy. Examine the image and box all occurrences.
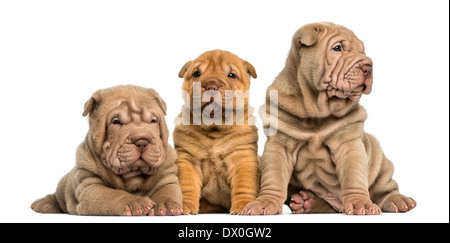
[243,23,416,215]
[31,85,182,216]
[174,50,259,215]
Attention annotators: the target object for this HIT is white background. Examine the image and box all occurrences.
[0,0,448,223]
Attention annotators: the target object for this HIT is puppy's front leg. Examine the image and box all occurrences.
[242,138,293,215]
[76,177,155,216]
[333,139,381,215]
[175,152,202,215]
[226,150,259,214]
[149,162,183,216]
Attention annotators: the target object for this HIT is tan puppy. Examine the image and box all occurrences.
[243,23,416,215]
[174,50,259,214]
[31,85,182,216]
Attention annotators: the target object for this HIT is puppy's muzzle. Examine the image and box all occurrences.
[205,81,219,91]
[102,128,164,175]
[202,78,224,91]
[346,63,372,88]
[129,131,152,151]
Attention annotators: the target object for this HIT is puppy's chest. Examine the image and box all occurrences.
[197,134,237,205]
[289,123,333,154]
[198,134,234,175]
[287,126,340,195]
[290,137,332,168]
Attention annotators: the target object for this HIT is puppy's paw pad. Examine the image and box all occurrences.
[290,190,315,214]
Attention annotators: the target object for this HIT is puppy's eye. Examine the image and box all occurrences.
[228,73,237,79]
[151,118,158,124]
[332,44,342,52]
[193,71,201,78]
[112,118,121,125]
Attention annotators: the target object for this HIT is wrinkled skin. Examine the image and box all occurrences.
[31,85,182,216]
[174,50,260,215]
[101,100,165,179]
[242,23,415,216]
[178,50,257,117]
[318,27,373,101]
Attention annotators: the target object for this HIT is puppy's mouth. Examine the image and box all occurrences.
[323,61,373,101]
[120,163,151,180]
[105,157,159,176]
[102,138,164,176]
[187,80,238,113]
[200,86,227,108]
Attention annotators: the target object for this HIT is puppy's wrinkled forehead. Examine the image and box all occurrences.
[107,98,157,124]
[325,25,365,53]
[195,51,242,75]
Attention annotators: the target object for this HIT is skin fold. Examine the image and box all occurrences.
[242,23,416,215]
[31,85,182,216]
[174,50,259,215]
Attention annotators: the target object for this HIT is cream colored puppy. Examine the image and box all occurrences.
[243,23,416,215]
[31,85,182,216]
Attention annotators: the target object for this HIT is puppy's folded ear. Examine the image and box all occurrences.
[83,90,102,117]
[294,23,322,49]
[244,61,257,79]
[147,88,167,116]
[289,23,325,64]
[178,61,193,78]
[82,89,106,154]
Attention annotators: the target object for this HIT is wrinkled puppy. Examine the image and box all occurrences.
[174,50,259,215]
[243,23,416,215]
[31,85,182,216]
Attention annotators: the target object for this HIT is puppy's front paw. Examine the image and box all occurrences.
[154,200,183,216]
[380,194,416,213]
[119,196,156,216]
[342,196,381,215]
[31,194,61,214]
[182,199,199,215]
[230,200,253,215]
[241,199,282,215]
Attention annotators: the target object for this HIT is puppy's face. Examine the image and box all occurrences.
[294,23,373,101]
[178,50,257,110]
[83,86,169,181]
